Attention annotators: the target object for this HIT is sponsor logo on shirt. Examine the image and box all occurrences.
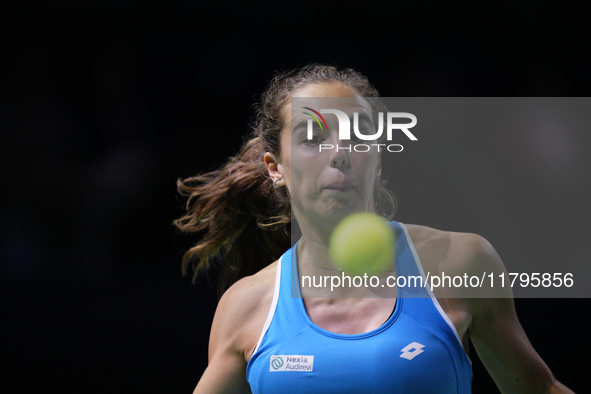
[270,355,314,372]
[400,342,425,360]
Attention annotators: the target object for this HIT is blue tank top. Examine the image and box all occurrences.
[246,221,472,393]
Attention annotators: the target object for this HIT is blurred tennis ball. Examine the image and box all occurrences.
[329,212,395,276]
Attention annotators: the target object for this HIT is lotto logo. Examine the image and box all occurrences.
[400,342,425,360]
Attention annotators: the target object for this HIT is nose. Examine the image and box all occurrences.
[330,141,350,169]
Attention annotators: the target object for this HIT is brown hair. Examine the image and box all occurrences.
[174,64,396,297]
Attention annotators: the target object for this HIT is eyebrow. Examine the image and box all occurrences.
[293,120,310,131]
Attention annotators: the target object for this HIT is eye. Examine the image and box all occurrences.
[304,134,324,145]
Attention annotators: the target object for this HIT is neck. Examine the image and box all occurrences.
[300,236,338,271]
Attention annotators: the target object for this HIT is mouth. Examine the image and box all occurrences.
[323,182,355,192]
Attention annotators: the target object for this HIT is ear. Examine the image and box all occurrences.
[264,152,283,184]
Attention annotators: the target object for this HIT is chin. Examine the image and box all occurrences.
[320,202,364,222]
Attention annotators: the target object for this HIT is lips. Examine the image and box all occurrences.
[324,181,355,191]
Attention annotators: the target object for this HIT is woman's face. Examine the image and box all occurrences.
[266,82,381,233]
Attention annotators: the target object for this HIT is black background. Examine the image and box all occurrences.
[2,2,589,393]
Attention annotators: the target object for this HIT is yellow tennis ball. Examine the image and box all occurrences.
[329,212,395,276]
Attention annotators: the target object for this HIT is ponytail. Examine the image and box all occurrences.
[174,136,291,298]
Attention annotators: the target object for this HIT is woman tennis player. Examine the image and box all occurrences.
[175,65,574,393]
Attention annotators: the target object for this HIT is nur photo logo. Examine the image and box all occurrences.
[302,107,417,153]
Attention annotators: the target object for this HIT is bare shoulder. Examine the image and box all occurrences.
[209,260,279,362]
[403,223,492,251]
[404,223,503,272]
[403,223,508,298]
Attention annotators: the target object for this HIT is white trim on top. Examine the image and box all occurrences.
[399,223,467,354]
[251,254,282,356]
